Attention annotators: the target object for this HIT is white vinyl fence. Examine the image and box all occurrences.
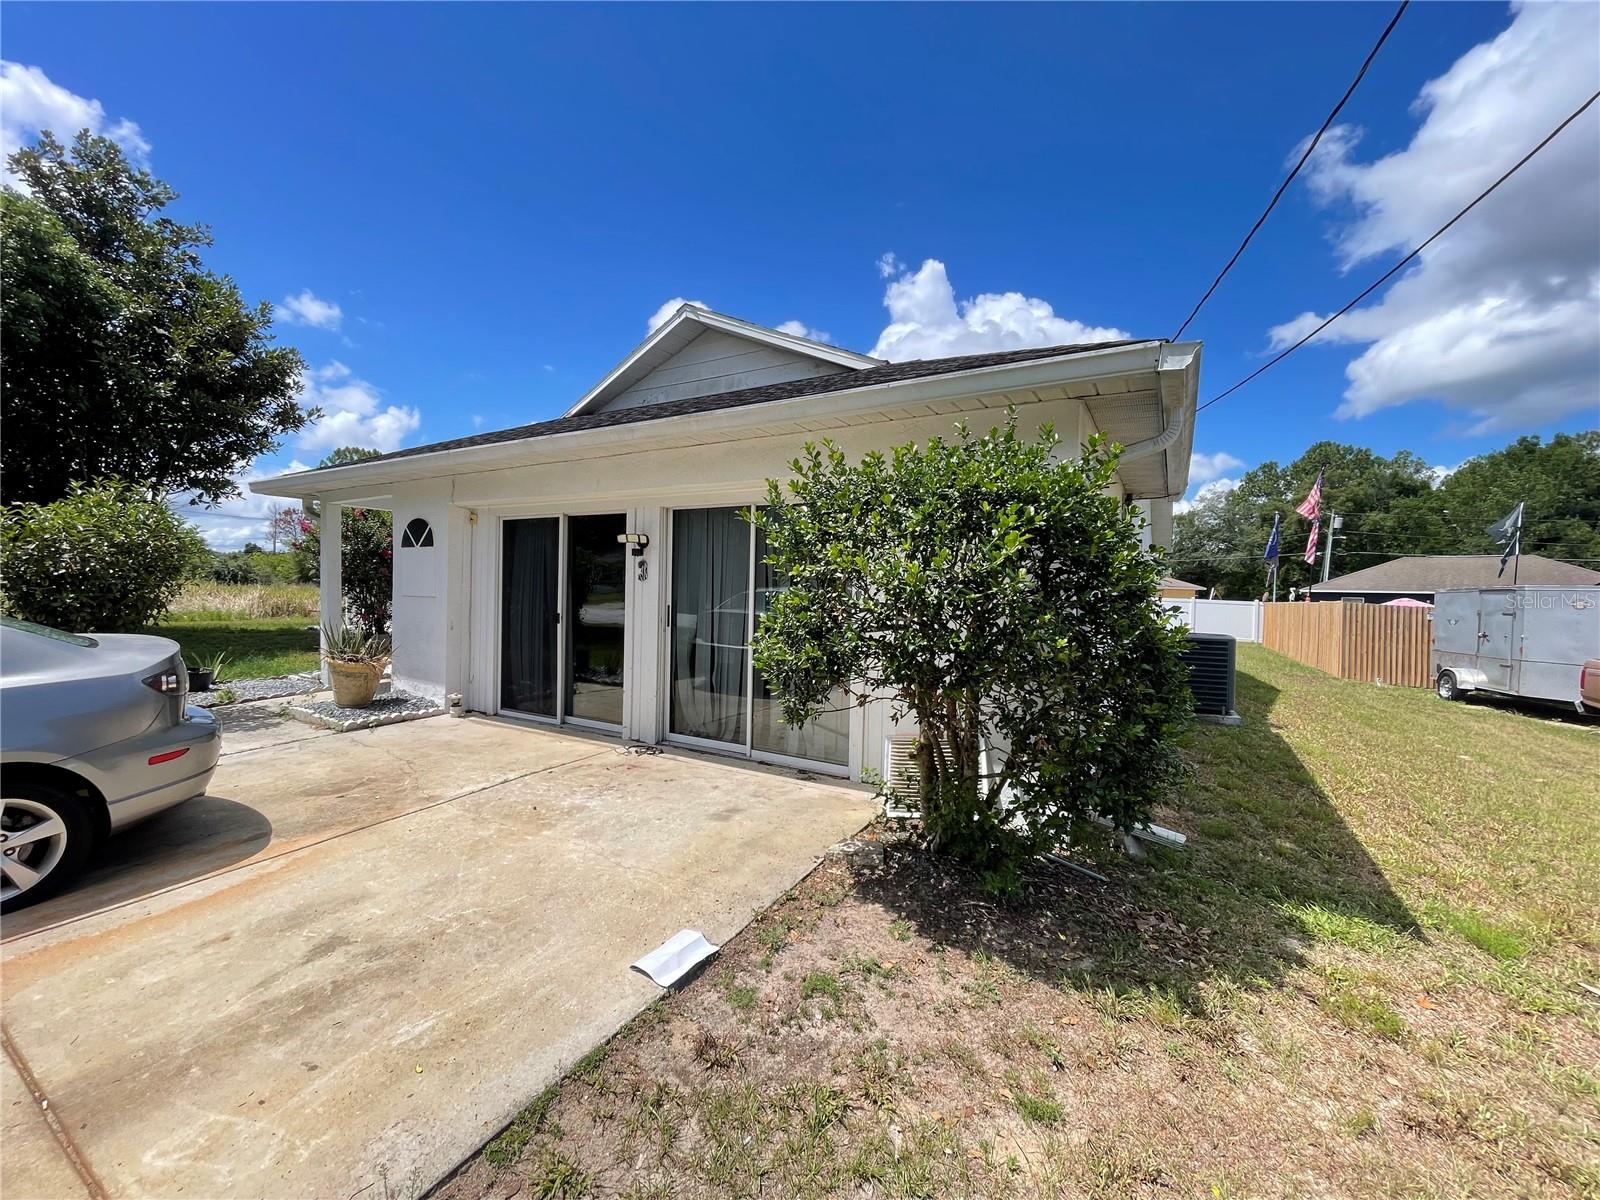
[1166,598,1263,643]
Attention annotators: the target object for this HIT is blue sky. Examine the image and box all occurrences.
[3,2,1597,546]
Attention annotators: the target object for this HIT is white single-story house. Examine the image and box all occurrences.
[255,305,1201,782]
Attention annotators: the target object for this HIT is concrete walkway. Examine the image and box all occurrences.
[2,705,871,1200]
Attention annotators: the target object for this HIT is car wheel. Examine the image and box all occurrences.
[1436,671,1462,702]
[0,784,94,913]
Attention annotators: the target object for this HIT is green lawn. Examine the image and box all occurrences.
[436,644,1600,1200]
[143,616,319,680]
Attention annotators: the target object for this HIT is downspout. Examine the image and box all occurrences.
[1117,387,1188,495]
[1118,350,1195,500]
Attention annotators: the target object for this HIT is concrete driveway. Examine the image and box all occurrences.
[2,704,871,1200]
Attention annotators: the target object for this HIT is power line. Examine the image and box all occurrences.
[1197,87,1600,414]
[1171,0,1410,341]
[1171,549,1600,565]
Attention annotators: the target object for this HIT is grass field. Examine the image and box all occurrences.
[145,583,321,679]
[436,645,1600,1200]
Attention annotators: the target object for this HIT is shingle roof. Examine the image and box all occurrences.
[1310,554,1600,593]
[303,341,1144,473]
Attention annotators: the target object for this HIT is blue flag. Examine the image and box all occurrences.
[1264,511,1282,564]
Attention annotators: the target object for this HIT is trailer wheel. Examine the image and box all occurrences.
[1436,671,1462,702]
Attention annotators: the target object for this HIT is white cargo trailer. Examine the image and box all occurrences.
[1431,586,1600,712]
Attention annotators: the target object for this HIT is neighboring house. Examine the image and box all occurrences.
[255,305,1200,781]
[1309,554,1600,604]
[1160,576,1204,599]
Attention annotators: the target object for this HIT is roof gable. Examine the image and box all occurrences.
[566,305,880,416]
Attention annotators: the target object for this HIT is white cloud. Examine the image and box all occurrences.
[169,459,313,550]
[775,319,833,344]
[1427,462,1461,486]
[295,361,420,454]
[876,251,904,279]
[1188,450,1245,486]
[1174,477,1242,516]
[279,288,343,331]
[0,61,150,186]
[647,297,707,332]
[870,259,1130,361]
[1268,2,1600,434]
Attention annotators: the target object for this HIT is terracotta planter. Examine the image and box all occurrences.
[327,659,383,709]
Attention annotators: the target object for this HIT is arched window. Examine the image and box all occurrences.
[401,517,434,548]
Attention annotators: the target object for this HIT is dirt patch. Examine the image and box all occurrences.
[431,839,1598,1199]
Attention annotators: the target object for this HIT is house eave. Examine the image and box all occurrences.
[252,339,1193,501]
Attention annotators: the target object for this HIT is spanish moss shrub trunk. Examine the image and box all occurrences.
[751,418,1191,894]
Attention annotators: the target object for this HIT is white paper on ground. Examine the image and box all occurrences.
[631,929,720,987]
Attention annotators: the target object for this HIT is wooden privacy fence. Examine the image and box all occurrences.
[1261,602,1432,688]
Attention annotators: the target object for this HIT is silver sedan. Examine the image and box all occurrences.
[0,618,221,912]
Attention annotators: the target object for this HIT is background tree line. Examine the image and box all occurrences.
[1169,433,1600,598]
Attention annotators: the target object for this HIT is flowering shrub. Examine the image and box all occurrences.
[291,506,393,634]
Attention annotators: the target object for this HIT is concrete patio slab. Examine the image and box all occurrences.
[1,714,871,1200]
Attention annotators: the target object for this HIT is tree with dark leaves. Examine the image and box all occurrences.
[752,418,1191,896]
[1,131,307,506]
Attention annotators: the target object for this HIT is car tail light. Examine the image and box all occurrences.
[143,670,184,694]
[148,747,190,765]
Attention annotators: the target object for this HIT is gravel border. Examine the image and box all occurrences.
[284,691,445,732]
[192,672,323,707]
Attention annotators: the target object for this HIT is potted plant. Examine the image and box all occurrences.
[186,651,228,693]
[321,623,392,709]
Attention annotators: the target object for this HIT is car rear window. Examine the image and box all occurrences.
[0,617,99,648]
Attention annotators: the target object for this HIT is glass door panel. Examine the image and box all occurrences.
[565,513,627,726]
[501,517,559,717]
[670,507,751,745]
[751,525,850,765]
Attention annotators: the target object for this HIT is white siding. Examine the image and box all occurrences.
[378,391,1198,782]
[595,330,847,413]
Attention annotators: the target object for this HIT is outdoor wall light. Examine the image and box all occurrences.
[618,531,650,581]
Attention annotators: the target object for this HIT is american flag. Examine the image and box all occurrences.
[1297,470,1324,565]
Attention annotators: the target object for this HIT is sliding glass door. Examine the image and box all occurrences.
[501,513,627,729]
[501,518,559,718]
[751,524,850,765]
[565,513,627,727]
[669,506,750,743]
[669,507,848,769]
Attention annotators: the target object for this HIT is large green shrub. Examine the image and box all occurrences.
[1,480,208,631]
[752,418,1192,893]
